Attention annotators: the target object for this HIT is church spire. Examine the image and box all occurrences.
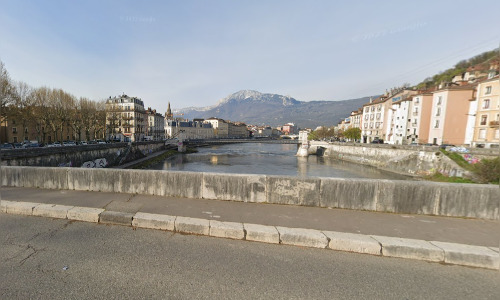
[166,102,173,120]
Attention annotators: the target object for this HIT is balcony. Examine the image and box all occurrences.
[490,121,499,127]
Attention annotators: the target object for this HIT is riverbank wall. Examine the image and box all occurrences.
[2,166,498,220]
[0,142,165,167]
[309,142,498,178]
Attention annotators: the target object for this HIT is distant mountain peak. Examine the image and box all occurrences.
[217,90,299,106]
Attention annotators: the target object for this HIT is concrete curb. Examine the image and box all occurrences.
[1,200,498,270]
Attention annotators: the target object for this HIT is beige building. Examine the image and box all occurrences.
[349,109,363,129]
[145,108,164,141]
[106,94,146,142]
[406,93,433,144]
[470,76,499,148]
[427,86,475,145]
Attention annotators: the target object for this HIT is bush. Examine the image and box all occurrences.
[472,157,500,184]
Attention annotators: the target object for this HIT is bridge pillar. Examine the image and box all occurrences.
[296,130,310,157]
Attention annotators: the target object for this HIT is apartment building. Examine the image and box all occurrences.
[427,86,475,145]
[165,119,215,140]
[349,109,363,129]
[470,76,499,148]
[145,108,164,141]
[406,93,433,144]
[105,94,146,142]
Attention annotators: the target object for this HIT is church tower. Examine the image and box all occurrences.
[166,102,173,120]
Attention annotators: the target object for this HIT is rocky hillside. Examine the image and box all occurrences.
[179,90,371,128]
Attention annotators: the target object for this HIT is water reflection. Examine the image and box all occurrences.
[147,143,411,180]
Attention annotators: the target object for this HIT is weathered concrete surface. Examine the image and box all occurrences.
[132,212,176,231]
[2,166,499,220]
[277,227,328,248]
[267,176,321,206]
[431,241,500,270]
[175,216,210,235]
[209,220,245,239]
[33,204,73,219]
[244,223,280,244]
[437,184,500,219]
[373,236,444,262]
[99,211,134,226]
[157,171,203,198]
[67,207,104,223]
[320,178,378,210]
[5,201,40,215]
[203,173,266,203]
[324,231,381,255]
[375,180,440,215]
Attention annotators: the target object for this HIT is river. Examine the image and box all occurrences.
[147,143,411,180]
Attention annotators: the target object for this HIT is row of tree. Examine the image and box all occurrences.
[0,60,106,143]
[308,126,361,141]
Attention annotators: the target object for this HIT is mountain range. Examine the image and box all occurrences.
[178,90,372,128]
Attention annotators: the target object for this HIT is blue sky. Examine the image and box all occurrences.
[1,0,499,113]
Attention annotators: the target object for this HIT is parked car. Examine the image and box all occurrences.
[1,143,14,150]
[63,141,76,146]
[371,139,384,144]
[96,140,106,144]
[13,143,24,148]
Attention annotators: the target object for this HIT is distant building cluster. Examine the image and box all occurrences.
[105,95,294,142]
[335,60,499,148]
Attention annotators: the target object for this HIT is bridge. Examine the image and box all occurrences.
[176,138,300,146]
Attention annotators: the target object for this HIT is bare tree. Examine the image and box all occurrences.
[0,60,15,142]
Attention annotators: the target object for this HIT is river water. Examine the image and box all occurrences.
[148,143,410,180]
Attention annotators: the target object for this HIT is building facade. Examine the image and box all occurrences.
[105,94,146,142]
[470,76,499,148]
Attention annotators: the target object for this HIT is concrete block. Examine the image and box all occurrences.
[438,184,499,220]
[323,231,381,255]
[276,226,328,248]
[99,211,134,226]
[431,241,500,270]
[320,178,377,210]
[33,204,74,219]
[156,171,203,198]
[175,216,210,235]
[244,223,280,244]
[5,201,41,215]
[132,212,176,231]
[23,167,69,190]
[67,206,105,223]
[0,200,16,213]
[267,176,321,206]
[1,166,23,187]
[203,173,266,203]
[372,235,444,262]
[209,220,245,240]
[375,180,440,215]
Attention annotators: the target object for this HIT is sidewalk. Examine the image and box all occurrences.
[1,186,498,269]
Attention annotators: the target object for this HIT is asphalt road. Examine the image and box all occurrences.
[0,214,498,299]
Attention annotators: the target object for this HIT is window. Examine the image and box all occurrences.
[478,129,486,139]
[436,107,441,116]
[480,115,487,125]
[485,86,492,95]
[437,96,442,105]
[13,137,18,143]
[371,106,375,112]
[482,99,490,109]
[376,113,381,120]
[365,107,369,113]
[12,127,17,134]
[414,97,420,104]
[434,120,439,128]
[25,128,28,133]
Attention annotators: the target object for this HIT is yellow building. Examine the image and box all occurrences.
[471,76,499,148]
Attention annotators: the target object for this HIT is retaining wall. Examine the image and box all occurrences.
[312,143,472,177]
[1,166,498,220]
[0,141,165,167]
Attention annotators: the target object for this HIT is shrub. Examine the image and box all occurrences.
[472,157,500,184]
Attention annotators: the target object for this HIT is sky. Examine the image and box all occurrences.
[1,0,500,113]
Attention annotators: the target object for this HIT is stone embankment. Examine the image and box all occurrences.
[0,141,165,167]
[2,166,498,220]
[308,142,498,178]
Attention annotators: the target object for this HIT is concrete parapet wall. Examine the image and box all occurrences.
[2,166,498,220]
